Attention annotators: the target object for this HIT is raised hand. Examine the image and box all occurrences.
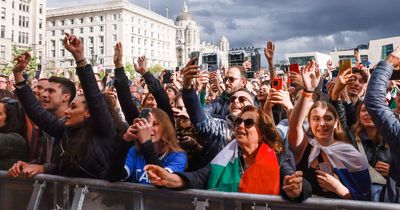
[327,59,335,71]
[242,60,251,70]
[13,52,31,74]
[332,68,354,99]
[181,57,200,89]
[386,47,400,69]
[114,42,123,68]
[289,72,304,88]
[134,113,154,144]
[134,56,148,75]
[282,171,303,198]
[63,33,84,61]
[301,60,320,92]
[268,89,293,111]
[264,40,275,67]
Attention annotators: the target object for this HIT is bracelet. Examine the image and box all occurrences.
[75,58,87,67]
[303,88,314,93]
[302,91,313,98]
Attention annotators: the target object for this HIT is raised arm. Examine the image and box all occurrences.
[134,56,174,123]
[365,47,400,149]
[64,33,115,138]
[288,61,320,153]
[264,40,276,81]
[113,42,140,125]
[13,52,64,138]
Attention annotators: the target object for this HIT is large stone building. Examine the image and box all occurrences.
[175,1,229,68]
[46,0,177,72]
[0,0,46,69]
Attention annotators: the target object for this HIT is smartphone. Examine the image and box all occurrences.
[339,59,352,75]
[246,71,255,79]
[272,77,283,90]
[289,64,300,74]
[209,64,218,72]
[317,162,333,175]
[190,51,200,65]
[139,108,151,119]
[163,70,173,84]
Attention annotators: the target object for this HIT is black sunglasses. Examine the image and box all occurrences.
[230,96,250,104]
[223,76,240,83]
[234,117,258,129]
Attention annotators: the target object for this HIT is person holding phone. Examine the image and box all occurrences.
[288,60,371,200]
[109,108,187,184]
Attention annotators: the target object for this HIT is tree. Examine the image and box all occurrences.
[124,61,136,80]
[149,64,164,75]
[9,47,39,78]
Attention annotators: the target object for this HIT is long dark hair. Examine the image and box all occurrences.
[0,98,26,139]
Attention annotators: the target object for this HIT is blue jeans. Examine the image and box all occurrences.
[371,184,384,202]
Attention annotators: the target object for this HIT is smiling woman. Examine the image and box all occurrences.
[143,106,312,201]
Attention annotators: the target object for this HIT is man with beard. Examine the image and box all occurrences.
[204,66,247,119]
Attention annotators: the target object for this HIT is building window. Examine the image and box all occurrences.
[1,8,5,19]
[52,21,55,26]
[131,26,134,32]
[0,25,5,38]
[99,46,104,54]
[89,36,94,44]
[51,50,55,57]
[61,29,64,35]
[99,36,104,43]
[38,34,42,45]
[113,24,117,30]
[39,4,43,14]
[52,31,55,36]
[381,44,394,60]
[113,34,117,42]
[70,19,74,24]
[113,14,117,20]
[60,49,65,57]
[11,14,14,25]
[51,40,55,47]
[70,29,74,34]
[61,20,65,25]
[100,16,104,21]
[99,26,104,32]
[0,45,5,59]
[80,18,83,23]
[11,30,14,42]
[12,1,15,9]
[80,28,83,33]
[99,58,104,65]
[90,27,93,33]
[39,19,42,29]
[90,17,94,22]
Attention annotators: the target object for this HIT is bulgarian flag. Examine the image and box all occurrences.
[207,140,280,195]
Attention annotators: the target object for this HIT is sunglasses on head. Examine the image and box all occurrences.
[223,76,240,83]
[234,117,258,129]
[230,96,249,103]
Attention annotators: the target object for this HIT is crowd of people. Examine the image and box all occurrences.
[1,33,400,204]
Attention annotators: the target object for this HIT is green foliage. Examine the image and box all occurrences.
[9,47,39,78]
[149,64,164,75]
[124,61,136,80]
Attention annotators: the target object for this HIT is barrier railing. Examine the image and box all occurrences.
[1,170,399,210]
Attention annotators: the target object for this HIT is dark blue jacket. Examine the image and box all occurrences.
[365,61,400,203]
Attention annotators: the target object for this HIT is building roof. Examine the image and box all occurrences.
[175,1,194,22]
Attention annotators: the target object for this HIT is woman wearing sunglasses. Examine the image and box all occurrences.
[144,105,311,201]
[288,61,370,200]
[176,58,257,170]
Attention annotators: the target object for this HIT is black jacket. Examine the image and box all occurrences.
[204,91,230,120]
[16,64,118,179]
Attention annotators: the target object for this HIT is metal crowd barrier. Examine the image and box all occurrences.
[1,170,399,210]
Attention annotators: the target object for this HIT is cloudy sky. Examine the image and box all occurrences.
[48,0,400,64]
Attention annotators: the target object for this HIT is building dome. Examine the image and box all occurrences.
[220,36,228,42]
[176,12,194,22]
[175,1,194,22]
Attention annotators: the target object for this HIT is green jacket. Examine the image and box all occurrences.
[0,133,27,170]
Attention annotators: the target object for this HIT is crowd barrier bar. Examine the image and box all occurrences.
[1,170,400,210]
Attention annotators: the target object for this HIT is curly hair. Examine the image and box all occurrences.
[239,105,284,153]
